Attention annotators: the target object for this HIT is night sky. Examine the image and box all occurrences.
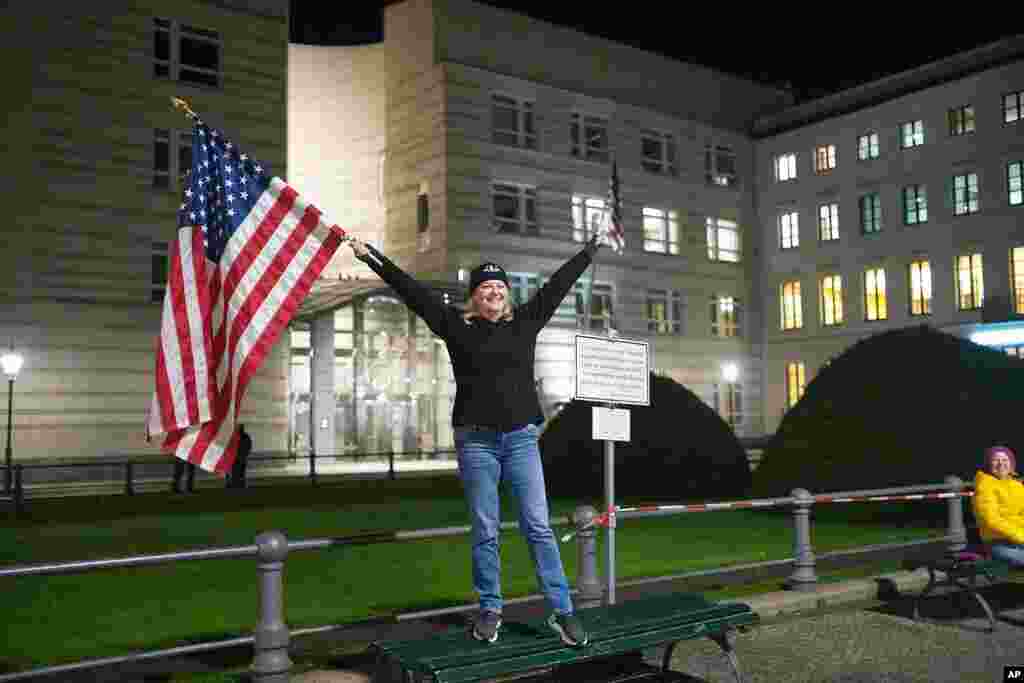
[289,2,1019,103]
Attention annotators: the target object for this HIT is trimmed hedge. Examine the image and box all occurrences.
[539,372,752,501]
[753,325,1024,497]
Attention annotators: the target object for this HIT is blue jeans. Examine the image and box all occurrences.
[454,423,573,616]
[990,542,1024,567]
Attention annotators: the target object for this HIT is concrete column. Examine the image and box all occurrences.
[309,312,336,457]
[352,302,364,449]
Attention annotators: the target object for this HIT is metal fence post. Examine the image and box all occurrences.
[309,450,317,487]
[125,463,134,496]
[787,488,817,591]
[573,505,603,609]
[252,531,291,683]
[945,475,966,554]
[388,450,396,480]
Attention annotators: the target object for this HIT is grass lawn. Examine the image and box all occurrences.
[0,477,950,673]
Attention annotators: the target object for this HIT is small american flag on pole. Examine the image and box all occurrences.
[604,159,625,253]
[147,110,344,473]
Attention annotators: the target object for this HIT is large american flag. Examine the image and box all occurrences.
[147,116,344,473]
[604,159,625,253]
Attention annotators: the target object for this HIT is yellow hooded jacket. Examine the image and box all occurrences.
[973,469,1024,545]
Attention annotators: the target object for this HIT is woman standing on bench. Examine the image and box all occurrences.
[972,445,1024,566]
[346,235,600,647]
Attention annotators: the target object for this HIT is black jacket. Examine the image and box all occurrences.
[358,243,597,429]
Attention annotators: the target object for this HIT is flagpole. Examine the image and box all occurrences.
[584,248,597,333]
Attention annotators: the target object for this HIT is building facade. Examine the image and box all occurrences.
[286,0,794,455]
[753,42,1024,429]
[4,0,1021,464]
[3,0,290,463]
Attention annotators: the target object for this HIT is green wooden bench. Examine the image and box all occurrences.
[371,592,758,683]
[907,550,1011,632]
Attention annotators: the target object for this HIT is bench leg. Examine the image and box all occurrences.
[912,566,940,622]
[708,630,744,683]
[962,575,998,632]
[660,642,679,672]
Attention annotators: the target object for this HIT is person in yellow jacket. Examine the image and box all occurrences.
[972,445,1024,566]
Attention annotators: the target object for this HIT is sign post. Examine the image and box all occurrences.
[574,334,650,605]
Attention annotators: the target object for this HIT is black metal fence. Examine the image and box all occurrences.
[2,448,459,504]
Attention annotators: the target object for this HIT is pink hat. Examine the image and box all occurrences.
[984,445,1017,473]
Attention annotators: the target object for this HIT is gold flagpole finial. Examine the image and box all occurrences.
[171,97,198,120]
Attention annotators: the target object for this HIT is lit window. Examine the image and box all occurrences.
[814,144,836,173]
[858,132,879,160]
[706,217,740,262]
[909,260,932,316]
[570,113,609,162]
[492,184,538,235]
[860,193,881,234]
[948,105,976,136]
[779,211,799,249]
[820,275,843,326]
[1003,91,1023,124]
[1012,247,1024,315]
[151,242,168,303]
[780,281,803,330]
[710,295,741,338]
[1008,161,1022,206]
[492,94,536,149]
[818,203,839,241]
[901,120,924,148]
[641,130,677,175]
[955,253,984,310]
[642,207,680,254]
[953,173,979,215]
[154,18,222,88]
[864,267,887,321]
[705,144,738,187]
[647,290,684,334]
[571,195,607,243]
[786,361,806,409]
[153,128,193,190]
[903,185,928,225]
[774,153,797,181]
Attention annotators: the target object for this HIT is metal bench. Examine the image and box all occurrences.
[909,549,1010,632]
[371,592,758,683]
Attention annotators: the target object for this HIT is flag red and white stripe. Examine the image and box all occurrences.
[148,175,344,473]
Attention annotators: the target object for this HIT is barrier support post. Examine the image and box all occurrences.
[573,505,603,609]
[787,488,817,592]
[945,475,966,554]
[251,531,291,683]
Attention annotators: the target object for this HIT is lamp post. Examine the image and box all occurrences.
[721,362,739,430]
[2,347,24,493]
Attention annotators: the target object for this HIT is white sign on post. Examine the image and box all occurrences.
[574,334,650,407]
[592,406,630,442]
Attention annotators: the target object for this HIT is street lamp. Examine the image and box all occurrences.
[721,362,739,429]
[1,347,24,493]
